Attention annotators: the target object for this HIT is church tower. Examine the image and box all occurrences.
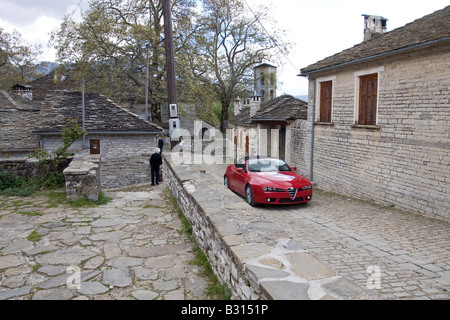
[254,63,277,103]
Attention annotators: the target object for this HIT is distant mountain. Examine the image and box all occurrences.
[295,95,308,103]
[34,61,58,77]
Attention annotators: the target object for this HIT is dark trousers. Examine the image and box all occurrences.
[151,166,160,185]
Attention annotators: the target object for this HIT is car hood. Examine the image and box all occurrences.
[250,172,311,188]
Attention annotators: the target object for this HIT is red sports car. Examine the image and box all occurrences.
[224,156,313,206]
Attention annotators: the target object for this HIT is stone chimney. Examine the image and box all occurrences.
[234,96,242,116]
[249,94,261,118]
[12,84,33,100]
[362,15,388,41]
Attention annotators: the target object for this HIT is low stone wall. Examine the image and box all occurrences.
[63,155,101,201]
[0,158,39,178]
[162,153,370,300]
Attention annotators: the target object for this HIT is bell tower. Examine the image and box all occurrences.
[254,63,277,103]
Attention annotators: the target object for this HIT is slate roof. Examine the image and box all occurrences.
[301,5,450,75]
[0,90,41,151]
[33,91,163,134]
[229,95,307,126]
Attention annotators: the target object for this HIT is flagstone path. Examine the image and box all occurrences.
[0,185,210,300]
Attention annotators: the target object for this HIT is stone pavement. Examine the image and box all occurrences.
[200,161,450,300]
[0,185,209,300]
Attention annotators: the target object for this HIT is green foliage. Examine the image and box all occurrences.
[0,27,43,90]
[68,192,112,208]
[0,171,43,197]
[1,119,85,197]
[30,118,86,181]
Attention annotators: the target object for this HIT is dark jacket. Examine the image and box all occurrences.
[158,138,164,149]
[149,152,162,168]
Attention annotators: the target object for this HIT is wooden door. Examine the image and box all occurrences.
[90,139,100,155]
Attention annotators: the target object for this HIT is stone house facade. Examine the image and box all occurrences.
[1,88,163,189]
[295,6,450,221]
[33,91,163,189]
[228,94,308,164]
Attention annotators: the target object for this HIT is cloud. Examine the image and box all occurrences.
[0,0,85,27]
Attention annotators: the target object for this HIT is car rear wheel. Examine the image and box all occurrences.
[224,176,230,189]
[245,184,256,207]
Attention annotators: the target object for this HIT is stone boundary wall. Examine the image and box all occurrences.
[63,155,101,201]
[162,153,370,300]
[0,157,72,179]
[0,158,39,179]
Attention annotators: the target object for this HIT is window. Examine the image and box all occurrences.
[319,81,333,122]
[358,73,378,125]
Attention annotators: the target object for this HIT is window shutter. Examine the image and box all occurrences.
[359,74,378,125]
[320,81,332,123]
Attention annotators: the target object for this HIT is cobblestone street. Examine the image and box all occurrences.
[203,162,450,300]
[258,189,450,300]
[0,185,210,300]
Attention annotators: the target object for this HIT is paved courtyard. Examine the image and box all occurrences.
[0,185,209,300]
[202,162,450,300]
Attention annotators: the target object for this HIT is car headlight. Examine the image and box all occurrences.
[299,185,312,191]
[263,187,285,192]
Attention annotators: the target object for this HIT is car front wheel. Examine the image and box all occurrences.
[224,176,230,189]
[245,184,256,207]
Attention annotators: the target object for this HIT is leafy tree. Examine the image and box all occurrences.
[0,27,42,90]
[51,0,197,122]
[189,0,291,132]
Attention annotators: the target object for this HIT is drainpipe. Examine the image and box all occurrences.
[82,78,86,150]
[310,78,316,182]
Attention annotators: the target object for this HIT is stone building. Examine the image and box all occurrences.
[229,94,307,163]
[33,91,163,189]
[1,88,163,189]
[295,6,450,221]
[0,90,41,158]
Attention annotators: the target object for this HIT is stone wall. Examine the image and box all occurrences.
[41,134,157,189]
[63,154,101,201]
[162,153,369,300]
[0,158,39,179]
[291,44,450,222]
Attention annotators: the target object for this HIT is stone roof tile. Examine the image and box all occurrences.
[301,5,450,74]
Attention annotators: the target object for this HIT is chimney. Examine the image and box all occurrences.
[362,15,388,41]
[234,96,242,116]
[249,93,261,118]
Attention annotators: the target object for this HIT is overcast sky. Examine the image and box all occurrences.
[0,0,448,96]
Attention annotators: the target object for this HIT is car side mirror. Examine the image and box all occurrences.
[291,166,297,171]
[236,167,244,173]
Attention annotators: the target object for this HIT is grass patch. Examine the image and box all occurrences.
[27,230,42,242]
[46,190,112,208]
[68,192,112,208]
[17,211,43,216]
[163,187,231,300]
[191,246,232,300]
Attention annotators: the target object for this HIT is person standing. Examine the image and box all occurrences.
[149,147,162,186]
[157,136,164,154]
[179,136,184,152]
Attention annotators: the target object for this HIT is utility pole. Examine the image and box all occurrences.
[145,43,150,121]
[163,0,177,107]
[163,0,179,146]
[82,78,86,149]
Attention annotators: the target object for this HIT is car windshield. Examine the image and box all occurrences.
[248,159,291,172]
